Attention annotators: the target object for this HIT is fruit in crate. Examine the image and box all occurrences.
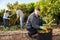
[46,29,50,33]
[38,26,50,33]
[38,17,55,33]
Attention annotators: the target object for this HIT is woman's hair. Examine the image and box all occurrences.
[6,10,9,12]
[5,10,9,13]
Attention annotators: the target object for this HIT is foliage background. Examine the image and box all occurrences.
[0,0,60,25]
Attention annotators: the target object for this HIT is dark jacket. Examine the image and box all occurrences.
[26,13,44,37]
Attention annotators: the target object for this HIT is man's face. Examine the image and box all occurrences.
[34,9,40,16]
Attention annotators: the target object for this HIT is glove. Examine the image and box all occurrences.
[40,26,46,30]
[42,17,48,21]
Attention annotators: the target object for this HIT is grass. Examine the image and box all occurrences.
[0,26,24,31]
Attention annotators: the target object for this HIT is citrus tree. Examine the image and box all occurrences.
[0,10,5,25]
[7,1,35,25]
[35,0,60,25]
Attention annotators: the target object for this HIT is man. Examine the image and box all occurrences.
[15,8,24,29]
[26,8,46,38]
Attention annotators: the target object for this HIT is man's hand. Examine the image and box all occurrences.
[40,26,47,30]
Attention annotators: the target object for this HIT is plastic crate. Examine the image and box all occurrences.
[37,28,52,40]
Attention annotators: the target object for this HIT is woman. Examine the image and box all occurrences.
[3,10,10,28]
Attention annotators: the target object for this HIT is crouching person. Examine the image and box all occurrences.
[26,8,46,40]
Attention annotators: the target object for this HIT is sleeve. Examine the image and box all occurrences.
[9,15,12,17]
[26,17,31,30]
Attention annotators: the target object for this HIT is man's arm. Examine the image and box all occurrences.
[31,17,40,29]
[26,16,32,29]
[31,18,46,30]
[16,11,20,19]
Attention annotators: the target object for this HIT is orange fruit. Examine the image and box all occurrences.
[46,29,49,33]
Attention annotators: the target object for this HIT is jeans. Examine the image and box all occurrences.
[3,19,9,28]
[20,17,24,29]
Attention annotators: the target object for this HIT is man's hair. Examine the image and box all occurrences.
[35,8,40,11]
